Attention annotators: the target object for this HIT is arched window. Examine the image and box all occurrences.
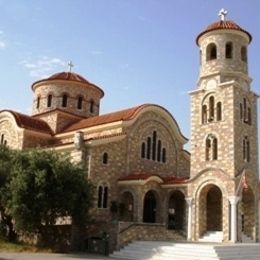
[103,187,108,208]
[248,107,251,125]
[102,152,108,164]
[241,46,247,62]
[152,131,157,161]
[162,148,166,163]
[243,137,250,162]
[206,43,217,61]
[206,135,218,161]
[141,142,146,158]
[216,102,222,121]
[36,96,40,109]
[212,138,218,160]
[199,49,202,65]
[47,94,52,107]
[97,186,103,208]
[225,42,233,59]
[147,137,151,160]
[243,98,247,122]
[202,105,207,124]
[206,138,211,161]
[62,94,68,107]
[90,100,94,113]
[240,103,243,120]
[157,140,161,162]
[77,96,83,109]
[209,96,215,121]
[97,185,109,209]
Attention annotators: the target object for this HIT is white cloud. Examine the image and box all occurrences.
[21,56,67,78]
[91,50,103,55]
[0,41,6,49]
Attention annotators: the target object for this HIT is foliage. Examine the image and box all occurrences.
[0,146,93,239]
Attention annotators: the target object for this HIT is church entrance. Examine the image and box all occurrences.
[143,190,156,223]
[206,185,222,230]
[168,190,185,230]
[199,184,223,235]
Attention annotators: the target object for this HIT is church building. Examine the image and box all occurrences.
[0,11,259,249]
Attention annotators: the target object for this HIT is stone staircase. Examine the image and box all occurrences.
[199,231,223,242]
[111,240,260,260]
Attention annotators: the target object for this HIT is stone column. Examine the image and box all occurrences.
[228,196,240,242]
[186,197,193,241]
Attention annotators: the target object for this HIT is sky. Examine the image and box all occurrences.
[0,0,259,147]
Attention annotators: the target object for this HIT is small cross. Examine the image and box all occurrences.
[68,61,74,72]
[218,8,228,21]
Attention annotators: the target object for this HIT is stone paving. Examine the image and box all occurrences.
[0,252,119,260]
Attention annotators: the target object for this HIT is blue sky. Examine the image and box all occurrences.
[0,0,259,142]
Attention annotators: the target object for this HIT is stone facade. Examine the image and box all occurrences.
[0,14,259,250]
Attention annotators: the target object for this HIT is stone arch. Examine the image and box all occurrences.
[206,43,217,61]
[143,190,159,223]
[193,178,227,239]
[168,190,185,230]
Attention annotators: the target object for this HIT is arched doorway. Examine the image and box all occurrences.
[168,190,185,230]
[199,184,223,235]
[120,191,134,222]
[241,187,255,239]
[143,190,157,223]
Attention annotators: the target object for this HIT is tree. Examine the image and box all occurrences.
[0,145,16,241]
[0,147,93,244]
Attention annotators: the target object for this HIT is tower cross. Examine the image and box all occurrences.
[68,61,74,72]
[218,8,228,21]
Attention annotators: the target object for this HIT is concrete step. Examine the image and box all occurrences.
[199,231,223,242]
[111,241,260,260]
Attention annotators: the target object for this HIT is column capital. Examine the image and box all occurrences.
[185,197,193,206]
[228,195,240,205]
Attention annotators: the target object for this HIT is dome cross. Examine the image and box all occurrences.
[218,8,228,21]
[68,61,74,72]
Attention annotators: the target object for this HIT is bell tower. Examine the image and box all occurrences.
[190,10,258,179]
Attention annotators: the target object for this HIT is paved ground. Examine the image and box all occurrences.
[0,252,119,260]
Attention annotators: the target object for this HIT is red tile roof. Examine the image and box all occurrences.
[31,71,104,97]
[2,110,53,135]
[196,20,252,44]
[118,173,188,184]
[63,104,149,132]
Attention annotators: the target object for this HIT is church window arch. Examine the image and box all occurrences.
[102,152,108,164]
[209,96,215,121]
[216,102,222,121]
[77,96,83,110]
[62,94,68,107]
[147,137,151,160]
[36,96,40,109]
[141,142,146,158]
[157,140,162,162]
[202,105,207,124]
[205,134,218,161]
[241,46,247,62]
[243,137,250,162]
[97,185,109,209]
[47,94,52,108]
[90,100,95,113]
[248,107,251,125]
[225,42,233,59]
[206,43,217,61]
[140,131,166,163]
[162,148,166,163]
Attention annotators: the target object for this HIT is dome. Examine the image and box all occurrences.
[32,71,104,97]
[196,20,252,45]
